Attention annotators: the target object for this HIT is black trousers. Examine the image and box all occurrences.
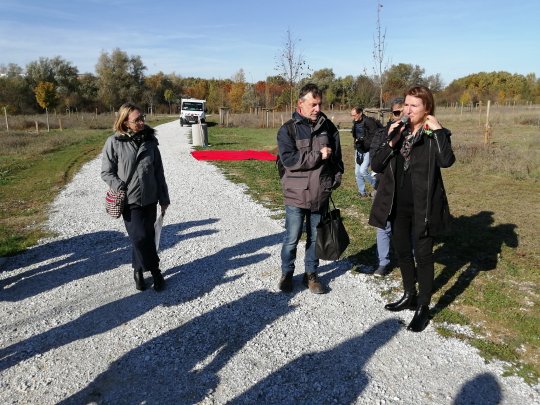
[122,203,159,273]
[391,209,434,306]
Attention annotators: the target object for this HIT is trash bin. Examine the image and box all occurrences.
[192,123,208,146]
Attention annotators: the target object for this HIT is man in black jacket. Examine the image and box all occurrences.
[351,107,378,197]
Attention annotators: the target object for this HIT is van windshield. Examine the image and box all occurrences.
[182,102,203,111]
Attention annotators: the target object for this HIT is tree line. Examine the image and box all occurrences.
[1,48,539,116]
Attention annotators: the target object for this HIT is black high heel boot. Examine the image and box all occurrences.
[384,291,417,312]
[407,305,430,332]
[134,269,146,291]
[151,269,165,292]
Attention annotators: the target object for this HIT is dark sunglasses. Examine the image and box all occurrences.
[392,110,402,117]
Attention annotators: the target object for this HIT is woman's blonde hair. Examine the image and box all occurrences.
[113,102,142,133]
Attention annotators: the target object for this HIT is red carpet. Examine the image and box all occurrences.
[191,150,277,161]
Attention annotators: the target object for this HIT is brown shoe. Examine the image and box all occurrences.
[302,272,326,294]
[278,271,294,292]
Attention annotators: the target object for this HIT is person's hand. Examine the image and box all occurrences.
[320,146,332,160]
[424,115,443,131]
[387,120,404,147]
[160,204,169,216]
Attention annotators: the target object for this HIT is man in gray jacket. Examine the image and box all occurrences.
[277,83,344,294]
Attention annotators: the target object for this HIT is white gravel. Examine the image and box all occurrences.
[1,120,538,404]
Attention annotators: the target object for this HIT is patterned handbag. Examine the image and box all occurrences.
[105,189,127,218]
[105,163,137,218]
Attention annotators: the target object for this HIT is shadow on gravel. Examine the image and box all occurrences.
[229,319,399,404]
[60,299,398,404]
[0,232,282,373]
[0,230,129,302]
[431,211,518,316]
[160,218,220,251]
[453,372,502,404]
[0,218,219,303]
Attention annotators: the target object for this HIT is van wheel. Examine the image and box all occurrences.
[180,119,183,127]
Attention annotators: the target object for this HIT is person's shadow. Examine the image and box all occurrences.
[0,219,219,302]
[0,228,286,372]
[60,302,399,405]
[431,211,518,315]
[453,372,502,404]
[229,319,400,404]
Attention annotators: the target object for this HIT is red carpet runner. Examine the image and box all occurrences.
[191,150,277,161]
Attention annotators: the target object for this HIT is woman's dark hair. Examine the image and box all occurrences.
[404,86,435,115]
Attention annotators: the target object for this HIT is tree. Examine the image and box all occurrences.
[95,48,147,111]
[275,29,310,111]
[25,56,79,111]
[352,75,378,107]
[384,63,426,97]
[78,73,99,111]
[229,69,246,112]
[372,1,388,108]
[34,81,57,131]
[0,63,34,114]
[164,89,174,114]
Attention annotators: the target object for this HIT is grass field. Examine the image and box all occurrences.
[0,107,538,383]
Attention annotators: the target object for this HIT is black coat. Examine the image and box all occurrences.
[368,128,455,238]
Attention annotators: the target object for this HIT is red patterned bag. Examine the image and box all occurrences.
[105,189,126,218]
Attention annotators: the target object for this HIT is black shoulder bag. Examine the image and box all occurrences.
[316,196,350,260]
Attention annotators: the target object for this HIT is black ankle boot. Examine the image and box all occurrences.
[134,269,146,291]
[151,270,165,292]
[384,291,417,312]
[407,305,430,332]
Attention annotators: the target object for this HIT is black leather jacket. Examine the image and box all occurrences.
[368,127,455,238]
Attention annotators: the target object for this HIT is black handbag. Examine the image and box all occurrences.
[316,197,350,260]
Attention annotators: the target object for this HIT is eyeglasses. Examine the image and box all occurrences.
[128,114,146,124]
[392,110,402,117]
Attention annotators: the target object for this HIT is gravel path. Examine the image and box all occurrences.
[1,120,538,404]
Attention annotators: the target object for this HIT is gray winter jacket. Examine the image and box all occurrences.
[101,126,170,207]
[277,112,344,211]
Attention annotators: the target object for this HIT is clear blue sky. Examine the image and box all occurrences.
[1,0,538,87]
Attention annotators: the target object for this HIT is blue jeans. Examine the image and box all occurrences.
[281,205,322,275]
[376,221,392,267]
[355,151,375,195]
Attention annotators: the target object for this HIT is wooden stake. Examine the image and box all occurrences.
[3,107,8,132]
[484,100,492,145]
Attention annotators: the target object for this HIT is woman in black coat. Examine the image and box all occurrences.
[369,85,455,332]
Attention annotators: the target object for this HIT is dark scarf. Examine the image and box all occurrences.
[399,127,424,171]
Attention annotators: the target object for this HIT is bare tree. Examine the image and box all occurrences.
[372,1,389,108]
[275,29,309,111]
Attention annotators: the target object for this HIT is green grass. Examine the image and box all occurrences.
[0,115,172,256]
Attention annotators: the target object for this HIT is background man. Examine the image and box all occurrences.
[277,83,344,294]
[351,107,379,197]
[369,98,404,277]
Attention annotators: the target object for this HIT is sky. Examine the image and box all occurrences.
[1,0,539,87]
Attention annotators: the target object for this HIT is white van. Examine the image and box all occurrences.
[179,98,206,126]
